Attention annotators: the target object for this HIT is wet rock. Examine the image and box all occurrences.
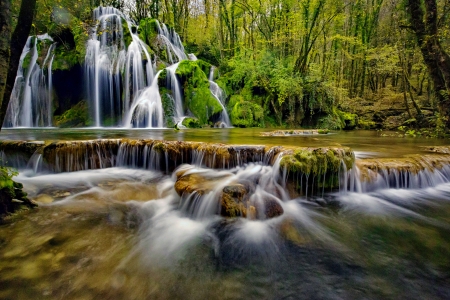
[174,173,212,196]
[258,195,284,219]
[220,184,250,218]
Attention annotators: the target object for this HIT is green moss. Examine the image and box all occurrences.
[280,147,354,177]
[230,100,264,128]
[138,18,159,46]
[54,100,91,127]
[358,119,376,129]
[176,60,223,124]
[160,87,175,127]
[195,59,212,76]
[122,20,133,48]
[51,16,88,71]
[340,111,358,130]
[182,117,201,128]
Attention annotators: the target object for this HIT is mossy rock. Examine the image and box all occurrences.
[358,119,376,129]
[160,87,175,127]
[339,111,358,130]
[195,59,212,77]
[182,117,201,128]
[280,147,355,177]
[138,18,159,47]
[54,100,91,127]
[176,60,223,124]
[0,167,36,219]
[51,16,88,71]
[122,20,133,48]
[230,100,264,128]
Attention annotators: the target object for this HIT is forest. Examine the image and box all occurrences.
[0,0,449,134]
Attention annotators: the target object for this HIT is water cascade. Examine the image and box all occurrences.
[166,63,184,121]
[209,67,231,127]
[2,137,450,298]
[123,71,164,128]
[155,21,187,63]
[4,34,55,127]
[85,6,154,127]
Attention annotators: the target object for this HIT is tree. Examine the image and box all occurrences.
[406,0,450,124]
[0,0,37,130]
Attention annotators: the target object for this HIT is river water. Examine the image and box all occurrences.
[0,129,449,299]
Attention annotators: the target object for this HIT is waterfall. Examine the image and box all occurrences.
[4,35,55,128]
[155,21,187,63]
[123,71,164,128]
[85,6,154,127]
[166,62,184,121]
[208,67,231,127]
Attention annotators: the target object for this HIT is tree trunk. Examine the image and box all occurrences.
[0,0,11,114]
[0,0,37,130]
[407,0,450,126]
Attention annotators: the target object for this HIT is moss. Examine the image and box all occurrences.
[122,20,133,48]
[51,16,88,71]
[176,60,223,124]
[160,87,175,127]
[0,167,36,219]
[54,100,91,127]
[280,147,355,176]
[182,117,201,128]
[138,18,159,46]
[339,111,358,130]
[230,100,264,128]
[195,59,212,76]
[358,119,376,129]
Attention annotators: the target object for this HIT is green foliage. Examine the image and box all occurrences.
[230,100,264,128]
[138,18,159,46]
[182,117,201,128]
[54,100,91,127]
[175,60,223,124]
[160,87,175,127]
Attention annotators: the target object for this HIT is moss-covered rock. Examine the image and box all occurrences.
[54,100,91,127]
[51,16,88,71]
[160,87,175,127]
[0,167,37,219]
[176,60,223,124]
[182,117,201,128]
[138,18,159,47]
[230,100,264,128]
[339,111,358,130]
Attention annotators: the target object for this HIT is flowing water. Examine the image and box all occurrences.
[0,129,449,299]
[4,35,55,128]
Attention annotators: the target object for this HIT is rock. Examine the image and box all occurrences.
[220,184,250,218]
[259,196,284,219]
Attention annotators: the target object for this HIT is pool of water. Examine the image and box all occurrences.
[0,128,448,157]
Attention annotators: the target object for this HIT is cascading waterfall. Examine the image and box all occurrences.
[85,6,155,127]
[166,62,184,121]
[155,21,187,63]
[123,71,164,128]
[209,66,231,127]
[4,34,55,128]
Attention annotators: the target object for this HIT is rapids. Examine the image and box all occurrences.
[0,129,449,299]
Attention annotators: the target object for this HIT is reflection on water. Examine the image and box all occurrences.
[1,128,448,157]
[1,165,450,299]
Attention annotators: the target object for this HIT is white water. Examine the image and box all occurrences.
[166,62,184,120]
[209,66,231,127]
[155,21,187,64]
[4,35,55,128]
[123,71,164,128]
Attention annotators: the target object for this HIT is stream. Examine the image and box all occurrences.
[0,129,449,299]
